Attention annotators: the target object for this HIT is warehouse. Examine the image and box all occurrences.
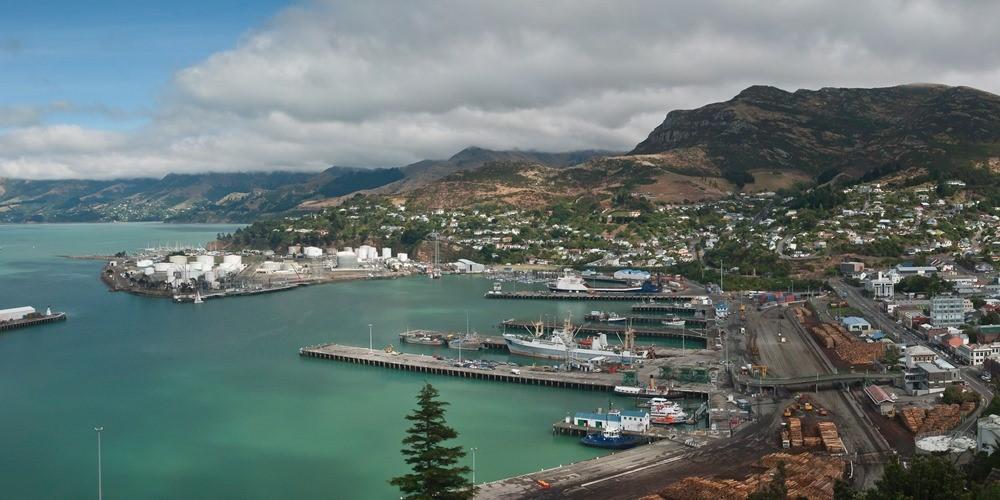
[0,306,36,323]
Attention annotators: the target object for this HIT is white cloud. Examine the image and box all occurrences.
[3,0,1000,179]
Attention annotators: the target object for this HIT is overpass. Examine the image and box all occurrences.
[733,370,903,391]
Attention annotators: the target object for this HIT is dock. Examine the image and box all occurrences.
[485,291,704,302]
[630,303,713,316]
[592,314,710,328]
[552,421,678,444]
[300,343,620,391]
[0,313,67,333]
[173,283,302,302]
[500,319,708,342]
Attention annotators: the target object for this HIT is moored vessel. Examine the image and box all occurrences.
[580,426,641,450]
[399,329,448,346]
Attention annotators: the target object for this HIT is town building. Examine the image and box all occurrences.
[904,345,937,369]
[905,358,961,393]
[978,414,1000,455]
[865,272,895,298]
[931,295,966,328]
[956,343,1000,366]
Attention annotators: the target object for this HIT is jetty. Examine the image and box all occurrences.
[0,312,67,333]
[500,319,708,342]
[300,343,618,391]
[485,290,705,302]
[631,303,714,316]
[552,420,678,444]
[299,343,715,398]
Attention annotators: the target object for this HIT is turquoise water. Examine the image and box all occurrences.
[0,223,687,499]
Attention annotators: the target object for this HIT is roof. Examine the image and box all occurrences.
[917,362,949,374]
[906,345,936,357]
[842,316,871,326]
[574,412,620,422]
[0,306,35,315]
[864,385,893,405]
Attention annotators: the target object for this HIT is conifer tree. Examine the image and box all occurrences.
[390,383,473,499]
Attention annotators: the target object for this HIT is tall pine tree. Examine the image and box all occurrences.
[390,383,473,499]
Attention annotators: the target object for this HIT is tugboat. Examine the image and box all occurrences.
[580,426,641,450]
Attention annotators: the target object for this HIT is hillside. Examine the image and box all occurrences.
[631,84,1000,185]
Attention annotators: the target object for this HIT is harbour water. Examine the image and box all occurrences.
[0,223,702,499]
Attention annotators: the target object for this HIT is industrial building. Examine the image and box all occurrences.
[0,306,36,323]
[455,259,485,274]
[573,410,650,433]
[841,316,872,333]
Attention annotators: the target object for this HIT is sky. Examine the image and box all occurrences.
[3,0,1000,180]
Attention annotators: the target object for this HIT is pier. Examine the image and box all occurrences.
[630,303,713,316]
[551,420,676,444]
[500,319,708,342]
[485,291,704,302]
[300,343,619,391]
[0,313,67,333]
[592,314,710,328]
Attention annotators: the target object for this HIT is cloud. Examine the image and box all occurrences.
[3,0,1000,179]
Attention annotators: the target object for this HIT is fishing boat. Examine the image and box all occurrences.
[448,334,484,350]
[584,311,627,323]
[580,426,641,450]
[648,398,688,425]
[661,317,685,328]
[399,329,448,346]
[502,316,647,363]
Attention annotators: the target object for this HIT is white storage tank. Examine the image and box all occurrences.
[303,246,323,258]
[154,262,173,272]
[168,255,188,265]
[397,253,409,262]
[196,255,215,267]
[143,267,155,276]
[136,259,154,268]
[381,247,392,259]
[223,254,242,266]
[203,271,216,283]
[336,251,358,269]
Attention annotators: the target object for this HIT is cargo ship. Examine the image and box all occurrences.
[502,316,646,363]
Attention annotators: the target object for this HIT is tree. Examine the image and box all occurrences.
[390,383,473,500]
[864,456,965,500]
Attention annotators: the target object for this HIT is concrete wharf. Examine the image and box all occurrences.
[610,314,709,327]
[500,319,708,342]
[300,343,620,391]
[0,313,67,333]
[484,291,703,302]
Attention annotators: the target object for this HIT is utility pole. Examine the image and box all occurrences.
[95,426,104,500]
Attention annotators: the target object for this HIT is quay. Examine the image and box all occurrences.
[0,312,67,333]
[552,420,674,444]
[601,314,710,328]
[173,283,302,302]
[500,319,708,342]
[300,343,618,391]
[485,291,704,302]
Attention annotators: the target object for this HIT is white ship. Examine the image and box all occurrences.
[648,398,688,425]
[547,271,645,293]
[502,316,646,363]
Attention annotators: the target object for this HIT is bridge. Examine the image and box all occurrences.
[733,370,903,390]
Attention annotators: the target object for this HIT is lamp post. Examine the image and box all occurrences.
[470,447,478,486]
[95,426,104,500]
[368,323,373,354]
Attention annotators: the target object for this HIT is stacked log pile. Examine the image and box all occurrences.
[817,421,845,455]
[899,404,963,434]
[652,452,845,500]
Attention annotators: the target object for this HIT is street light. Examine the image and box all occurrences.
[94,426,104,500]
[368,324,373,354]
[470,447,478,486]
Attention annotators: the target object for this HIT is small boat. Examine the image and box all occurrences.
[661,317,685,328]
[399,329,447,346]
[448,334,484,351]
[584,311,627,323]
[580,426,641,450]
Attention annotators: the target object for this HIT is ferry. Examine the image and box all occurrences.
[547,271,660,294]
[580,426,641,450]
[503,316,647,363]
[648,398,688,425]
[399,329,449,346]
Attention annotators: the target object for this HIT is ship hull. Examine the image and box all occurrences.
[503,336,642,363]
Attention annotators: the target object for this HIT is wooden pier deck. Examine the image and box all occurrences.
[630,303,713,316]
[299,343,621,391]
[0,313,67,333]
[594,314,710,327]
[500,320,708,341]
[485,291,703,302]
[552,421,676,443]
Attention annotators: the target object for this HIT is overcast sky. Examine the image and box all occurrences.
[3,0,1000,180]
